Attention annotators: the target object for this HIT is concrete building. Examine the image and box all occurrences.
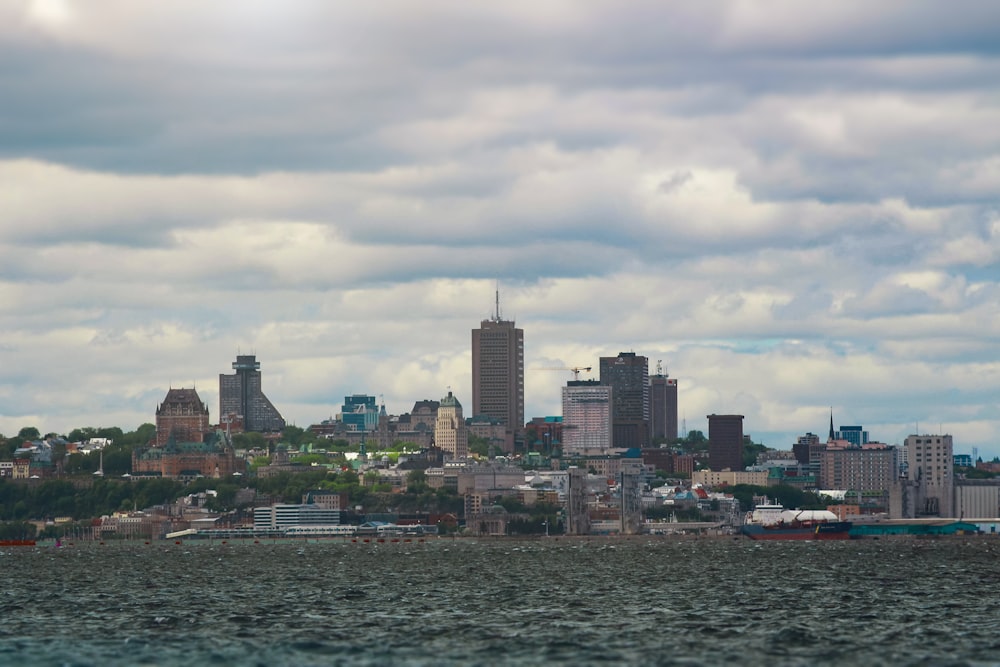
[619,459,644,535]
[599,352,650,448]
[707,414,744,472]
[471,297,524,452]
[954,480,1000,519]
[155,387,210,447]
[649,364,678,443]
[565,467,591,535]
[219,354,285,433]
[905,434,954,517]
[434,391,469,460]
[561,380,612,454]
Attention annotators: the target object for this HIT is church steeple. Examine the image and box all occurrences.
[828,408,835,442]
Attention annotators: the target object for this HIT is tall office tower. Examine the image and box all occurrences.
[562,380,613,454]
[599,352,649,448]
[341,394,378,432]
[219,354,286,433]
[471,293,524,450]
[905,434,954,517]
[435,391,469,460]
[155,388,210,447]
[707,414,744,471]
[649,362,678,443]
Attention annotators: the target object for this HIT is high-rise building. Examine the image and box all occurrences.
[155,387,210,447]
[708,414,744,471]
[561,380,612,454]
[649,364,678,443]
[905,434,954,517]
[599,352,649,448]
[219,354,286,433]
[471,295,524,451]
[435,391,469,460]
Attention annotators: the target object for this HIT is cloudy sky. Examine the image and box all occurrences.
[2,1,999,457]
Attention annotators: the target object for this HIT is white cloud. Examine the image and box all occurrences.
[1,3,999,458]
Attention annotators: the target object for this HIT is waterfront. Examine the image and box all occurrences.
[2,537,999,666]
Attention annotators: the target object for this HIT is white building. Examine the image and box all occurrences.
[562,380,612,454]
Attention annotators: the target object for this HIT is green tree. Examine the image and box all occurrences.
[468,435,489,457]
[17,426,40,441]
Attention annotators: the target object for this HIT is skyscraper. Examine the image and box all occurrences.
[219,354,286,433]
[649,363,678,443]
[708,414,744,471]
[599,352,649,448]
[561,379,612,454]
[471,293,524,451]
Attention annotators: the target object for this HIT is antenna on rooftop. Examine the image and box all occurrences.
[494,280,502,322]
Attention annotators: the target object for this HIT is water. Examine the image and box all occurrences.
[2,537,999,666]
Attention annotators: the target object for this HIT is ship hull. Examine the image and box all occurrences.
[741,522,852,541]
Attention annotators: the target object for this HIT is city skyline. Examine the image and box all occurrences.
[2,3,999,458]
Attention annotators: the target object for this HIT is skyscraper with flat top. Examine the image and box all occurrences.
[599,352,649,448]
[471,293,524,452]
[708,414,744,471]
[219,354,285,433]
[649,364,678,443]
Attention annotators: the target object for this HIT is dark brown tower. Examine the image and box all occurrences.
[708,414,744,471]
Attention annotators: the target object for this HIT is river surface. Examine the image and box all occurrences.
[2,536,999,666]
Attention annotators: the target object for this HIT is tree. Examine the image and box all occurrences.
[232,432,267,450]
[17,427,40,441]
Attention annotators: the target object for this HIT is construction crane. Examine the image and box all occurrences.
[533,366,593,381]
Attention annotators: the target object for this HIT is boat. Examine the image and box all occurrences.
[741,504,851,540]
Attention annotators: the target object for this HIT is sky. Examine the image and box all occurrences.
[2,1,999,457]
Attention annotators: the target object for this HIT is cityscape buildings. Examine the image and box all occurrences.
[471,295,524,453]
[599,352,650,448]
[219,354,285,433]
[136,387,239,480]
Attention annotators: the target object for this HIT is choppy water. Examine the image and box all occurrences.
[2,536,999,666]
